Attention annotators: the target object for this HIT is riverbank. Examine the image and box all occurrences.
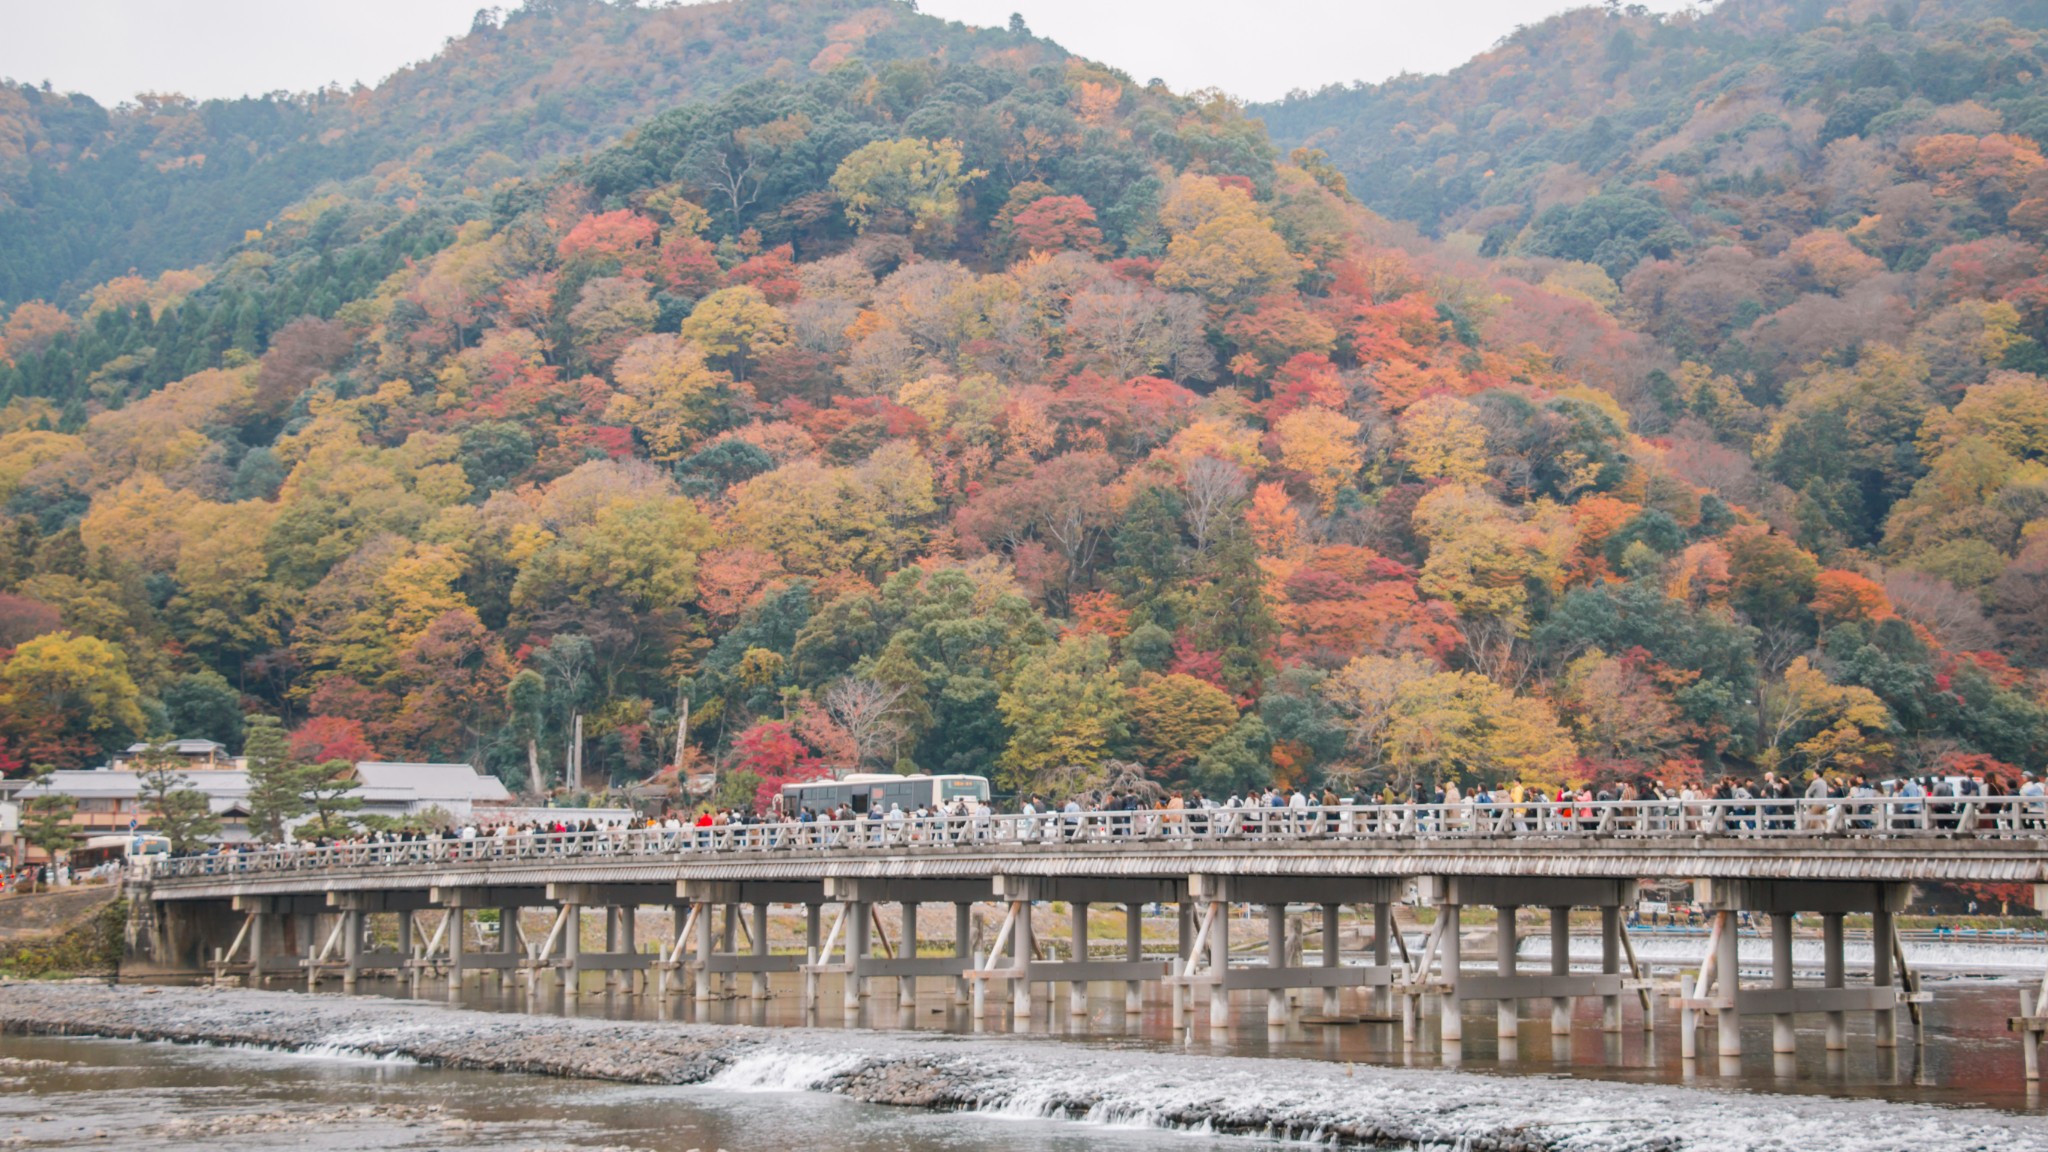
[0,983,2044,1151]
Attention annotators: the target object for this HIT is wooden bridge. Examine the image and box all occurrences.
[126,798,2048,1076]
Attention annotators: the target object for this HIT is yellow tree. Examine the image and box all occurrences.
[1271,405,1363,511]
[0,632,148,765]
[724,459,920,579]
[996,632,1130,792]
[1129,672,1238,774]
[679,285,789,380]
[1396,394,1489,484]
[80,473,201,572]
[830,137,983,246]
[1761,657,1894,776]
[1321,653,1437,774]
[606,334,734,461]
[1155,174,1302,304]
[169,500,287,665]
[1384,671,1574,792]
[511,494,714,614]
[1411,484,1560,630]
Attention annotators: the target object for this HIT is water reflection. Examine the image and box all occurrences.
[273,967,2048,1115]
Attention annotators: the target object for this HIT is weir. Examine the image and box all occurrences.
[127,798,2048,1081]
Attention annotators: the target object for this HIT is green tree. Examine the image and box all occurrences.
[20,768,78,890]
[505,669,548,794]
[163,669,243,748]
[830,137,982,245]
[241,714,311,843]
[299,759,364,841]
[135,740,221,854]
[997,632,1129,791]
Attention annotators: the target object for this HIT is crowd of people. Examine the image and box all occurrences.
[145,765,2048,870]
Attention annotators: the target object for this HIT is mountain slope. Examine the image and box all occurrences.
[0,0,2041,820]
[0,0,1062,306]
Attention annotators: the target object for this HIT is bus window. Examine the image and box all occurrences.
[850,792,869,814]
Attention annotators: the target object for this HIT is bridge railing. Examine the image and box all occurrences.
[146,795,2047,882]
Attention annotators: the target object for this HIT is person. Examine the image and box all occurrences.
[1896,776,1925,831]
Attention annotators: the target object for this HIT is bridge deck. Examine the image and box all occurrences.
[143,800,2048,901]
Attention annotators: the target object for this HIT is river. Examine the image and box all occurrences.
[0,1029,1251,1151]
[2,971,2045,1151]
[381,968,2046,1113]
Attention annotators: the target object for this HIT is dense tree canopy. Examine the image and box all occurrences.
[0,0,2045,810]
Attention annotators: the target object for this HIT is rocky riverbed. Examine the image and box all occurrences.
[0,982,2043,1152]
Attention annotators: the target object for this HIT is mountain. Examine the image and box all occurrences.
[0,0,1063,306]
[0,0,2042,833]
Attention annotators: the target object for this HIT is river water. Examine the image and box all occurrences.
[0,1030,1254,1152]
[6,943,2047,1152]
[360,968,2045,1114]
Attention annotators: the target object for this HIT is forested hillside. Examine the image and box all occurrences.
[0,0,2042,812]
[0,0,1058,305]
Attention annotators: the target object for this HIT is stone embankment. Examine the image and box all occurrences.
[1,982,2044,1152]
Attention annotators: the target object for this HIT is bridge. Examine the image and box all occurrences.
[125,797,2048,1077]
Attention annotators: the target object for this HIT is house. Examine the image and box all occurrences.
[15,769,258,847]
[109,740,235,771]
[350,762,512,823]
[12,760,512,859]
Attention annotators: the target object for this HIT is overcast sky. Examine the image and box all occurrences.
[0,0,1691,108]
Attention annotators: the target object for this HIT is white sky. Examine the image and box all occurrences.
[0,0,1692,108]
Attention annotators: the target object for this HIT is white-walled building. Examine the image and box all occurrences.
[15,761,513,851]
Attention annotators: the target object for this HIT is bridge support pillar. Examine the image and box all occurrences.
[695,903,714,1003]
[1010,901,1033,1019]
[956,903,974,1006]
[1601,905,1623,1034]
[1372,902,1392,1019]
[1548,907,1571,1036]
[562,906,583,998]
[1823,913,1847,1051]
[1207,900,1230,1029]
[248,908,268,985]
[802,903,821,1011]
[1715,908,1740,1060]
[848,901,871,1009]
[1069,902,1089,1016]
[1440,900,1462,1046]
[721,904,739,996]
[341,910,362,992]
[1319,904,1341,1019]
[1873,904,1896,1049]
[1771,912,1796,1054]
[448,907,469,995]
[898,903,918,1008]
[1171,903,1194,1025]
[498,907,520,992]
[1266,904,1288,1026]
[1497,906,1520,1040]
[1127,904,1146,1015]
[602,909,617,992]
[752,903,770,1002]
